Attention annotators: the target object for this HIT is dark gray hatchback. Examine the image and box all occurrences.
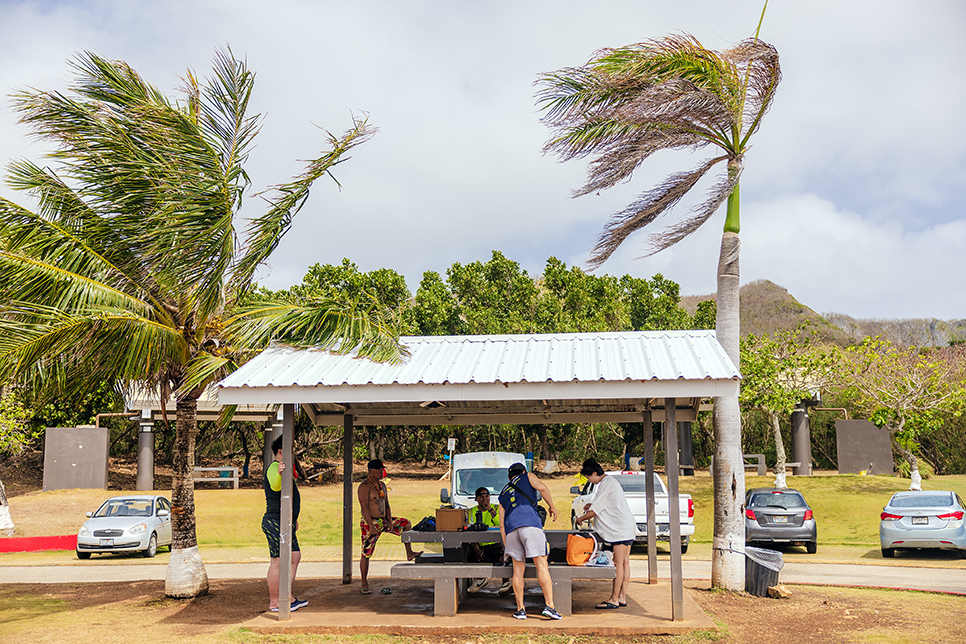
[745,487,818,554]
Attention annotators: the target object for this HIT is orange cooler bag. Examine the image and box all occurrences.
[566,532,597,566]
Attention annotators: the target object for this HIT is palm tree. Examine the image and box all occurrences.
[536,29,780,590]
[0,50,400,597]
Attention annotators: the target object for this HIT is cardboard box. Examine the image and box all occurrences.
[435,507,468,531]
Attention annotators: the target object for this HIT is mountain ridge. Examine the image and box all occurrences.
[681,280,966,348]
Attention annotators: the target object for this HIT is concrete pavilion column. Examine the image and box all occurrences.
[790,402,813,476]
[263,410,283,474]
[136,409,155,491]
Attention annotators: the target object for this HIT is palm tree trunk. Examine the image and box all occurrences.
[165,396,209,598]
[770,411,788,489]
[712,228,745,591]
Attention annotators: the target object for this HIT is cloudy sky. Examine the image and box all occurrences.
[2,1,964,320]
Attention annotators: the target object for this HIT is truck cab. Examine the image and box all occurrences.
[440,451,526,508]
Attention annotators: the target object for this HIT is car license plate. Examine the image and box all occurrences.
[99,538,114,546]
[773,516,788,524]
[912,516,928,525]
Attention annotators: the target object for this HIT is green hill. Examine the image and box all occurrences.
[681,280,965,347]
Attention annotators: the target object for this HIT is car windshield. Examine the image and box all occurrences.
[889,493,952,508]
[749,491,807,508]
[611,474,660,494]
[94,498,153,518]
[455,468,509,496]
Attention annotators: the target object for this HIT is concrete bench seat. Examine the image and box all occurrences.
[390,561,615,616]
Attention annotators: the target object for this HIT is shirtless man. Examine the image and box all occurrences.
[357,459,422,593]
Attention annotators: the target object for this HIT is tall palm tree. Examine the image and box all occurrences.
[536,31,780,590]
[0,50,400,597]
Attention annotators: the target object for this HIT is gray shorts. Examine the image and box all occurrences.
[504,525,548,561]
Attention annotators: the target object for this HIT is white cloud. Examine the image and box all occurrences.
[1,0,964,321]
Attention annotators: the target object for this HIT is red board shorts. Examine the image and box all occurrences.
[360,516,411,559]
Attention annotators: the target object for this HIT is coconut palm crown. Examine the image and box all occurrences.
[536,34,780,264]
[0,49,400,597]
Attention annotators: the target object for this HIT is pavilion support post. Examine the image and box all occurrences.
[642,409,657,584]
[665,400,684,621]
[278,403,295,620]
[342,413,354,584]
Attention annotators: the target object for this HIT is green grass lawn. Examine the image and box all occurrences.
[189,473,966,549]
[7,471,966,552]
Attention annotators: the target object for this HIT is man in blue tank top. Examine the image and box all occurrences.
[498,462,562,620]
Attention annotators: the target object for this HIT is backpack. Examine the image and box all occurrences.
[413,515,436,531]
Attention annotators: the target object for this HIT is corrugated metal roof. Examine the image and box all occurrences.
[217,330,739,396]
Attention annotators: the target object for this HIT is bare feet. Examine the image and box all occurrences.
[407,550,424,561]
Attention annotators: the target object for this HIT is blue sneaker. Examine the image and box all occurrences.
[513,608,527,620]
[542,605,562,620]
[290,598,308,611]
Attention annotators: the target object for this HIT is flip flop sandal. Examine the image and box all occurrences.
[381,587,392,594]
[361,587,372,595]
[596,602,619,609]
[619,602,627,607]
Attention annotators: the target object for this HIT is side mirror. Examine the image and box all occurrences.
[569,486,580,495]
[440,488,450,504]
[157,509,170,517]
[85,511,93,518]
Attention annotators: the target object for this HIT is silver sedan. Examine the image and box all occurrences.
[745,487,818,554]
[76,495,173,559]
[880,490,966,558]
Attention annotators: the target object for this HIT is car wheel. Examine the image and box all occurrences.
[881,547,895,558]
[571,512,579,530]
[806,541,817,554]
[143,533,158,558]
[76,550,91,560]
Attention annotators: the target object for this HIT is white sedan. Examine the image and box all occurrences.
[570,470,694,553]
[76,495,173,559]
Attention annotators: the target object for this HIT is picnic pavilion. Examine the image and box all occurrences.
[216,329,740,621]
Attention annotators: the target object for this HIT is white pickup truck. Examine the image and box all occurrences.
[440,451,526,508]
[569,470,694,553]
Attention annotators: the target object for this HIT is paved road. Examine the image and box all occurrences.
[2,559,963,595]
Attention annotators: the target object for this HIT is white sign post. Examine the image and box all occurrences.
[447,438,456,501]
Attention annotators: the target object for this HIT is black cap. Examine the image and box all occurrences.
[508,462,526,478]
[367,459,384,471]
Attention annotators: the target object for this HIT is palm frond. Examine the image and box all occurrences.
[722,39,781,148]
[587,155,727,268]
[230,115,376,295]
[0,304,186,391]
[179,352,233,400]
[643,160,742,255]
[224,297,405,365]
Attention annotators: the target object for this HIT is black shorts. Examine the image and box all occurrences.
[261,515,300,558]
[602,539,634,549]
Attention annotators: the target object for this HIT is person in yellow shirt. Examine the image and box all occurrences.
[467,487,511,595]
[262,435,307,613]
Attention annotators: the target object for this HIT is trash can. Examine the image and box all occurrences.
[745,546,783,597]
[218,469,232,489]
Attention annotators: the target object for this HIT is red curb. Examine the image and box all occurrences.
[0,535,77,552]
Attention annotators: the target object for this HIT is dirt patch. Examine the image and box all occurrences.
[689,582,962,644]
[2,579,962,644]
